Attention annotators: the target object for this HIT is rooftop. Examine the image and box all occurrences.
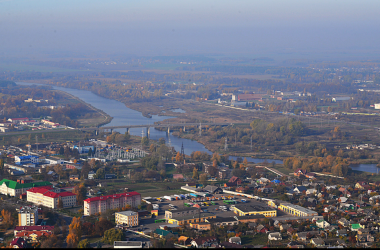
[84,191,140,203]
[280,202,318,214]
[0,179,51,190]
[171,212,215,221]
[116,211,138,216]
[235,203,276,213]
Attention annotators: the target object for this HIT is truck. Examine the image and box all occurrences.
[180,194,186,199]
[190,193,198,198]
[153,204,159,210]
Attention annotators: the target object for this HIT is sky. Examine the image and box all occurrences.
[1,0,380,59]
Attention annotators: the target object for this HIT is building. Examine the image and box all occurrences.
[206,217,238,227]
[88,171,95,180]
[18,207,39,226]
[83,192,141,216]
[73,145,94,154]
[167,213,216,226]
[5,163,40,174]
[232,94,263,101]
[0,179,51,197]
[375,103,380,110]
[190,222,211,230]
[14,155,39,165]
[8,118,29,124]
[234,214,266,223]
[114,241,142,249]
[165,207,200,219]
[278,203,318,217]
[15,231,51,243]
[231,203,277,217]
[27,187,76,209]
[14,226,54,236]
[191,236,218,248]
[115,211,139,227]
[10,237,27,248]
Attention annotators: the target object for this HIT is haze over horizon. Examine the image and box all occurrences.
[1,0,380,60]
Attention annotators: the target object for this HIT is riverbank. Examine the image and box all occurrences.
[53,90,113,127]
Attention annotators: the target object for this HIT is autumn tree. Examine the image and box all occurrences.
[66,217,82,248]
[1,209,13,228]
[175,152,184,163]
[73,183,87,205]
[192,167,199,179]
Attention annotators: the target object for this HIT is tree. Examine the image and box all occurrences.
[66,217,82,248]
[192,167,199,179]
[87,147,93,157]
[95,168,105,179]
[199,173,208,186]
[78,239,90,248]
[175,152,184,163]
[73,183,87,205]
[1,209,13,228]
[102,228,124,244]
[146,204,153,212]
[57,198,63,209]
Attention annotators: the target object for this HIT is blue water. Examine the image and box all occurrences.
[350,164,379,174]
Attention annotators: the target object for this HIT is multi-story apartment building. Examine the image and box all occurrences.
[18,207,39,226]
[83,192,141,216]
[115,211,139,227]
[27,187,76,209]
[0,179,51,197]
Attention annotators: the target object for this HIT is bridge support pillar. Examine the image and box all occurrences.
[183,126,186,132]
[110,129,113,133]
[146,127,150,138]
[167,127,170,134]
[126,128,130,134]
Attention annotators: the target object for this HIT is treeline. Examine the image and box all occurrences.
[284,155,349,177]
[198,118,307,147]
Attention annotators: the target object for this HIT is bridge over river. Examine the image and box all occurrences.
[80,122,241,136]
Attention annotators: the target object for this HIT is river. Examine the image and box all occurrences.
[16,82,283,164]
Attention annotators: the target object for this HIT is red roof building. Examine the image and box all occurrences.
[27,187,76,209]
[84,192,141,216]
[14,225,54,236]
[10,237,27,248]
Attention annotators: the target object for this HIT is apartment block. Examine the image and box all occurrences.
[83,192,141,216]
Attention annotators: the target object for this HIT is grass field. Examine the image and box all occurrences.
[241,233,268,246]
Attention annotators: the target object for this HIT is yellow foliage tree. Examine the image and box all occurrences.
[66,217,82,247]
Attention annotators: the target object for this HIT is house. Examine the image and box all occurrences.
[287,241,305,248]
[280,224,291,231]
[206,217,238,227]
[306,189,317,195]
[15,231,51,243]
[154,228,176,239]
[338,197,348,203]
[338,218,349,227]
[287,227,297,235]
[351,223,364,231]
[178,236,191,245]
[268,232,282,241]
[355,181,367,189]
[10,237,27,248]
[190,222,211,231]
[294,169,307,177]
[228,176,242,186]
[229,237,241,245]
[88,171,95,180]
[336,229,348,237]
[191,236,218,248]
[293,186,307,194]
[310,238,325,247]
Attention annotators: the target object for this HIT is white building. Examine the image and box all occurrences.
[115,211,139,227]
[18,207,39,226]
[375,103,380,110]
[27,186,76,209]
[14,155,39,165]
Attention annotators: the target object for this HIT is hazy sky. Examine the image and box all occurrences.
[1,0,380,59]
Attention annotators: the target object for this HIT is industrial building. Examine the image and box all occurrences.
[231,203,277,217]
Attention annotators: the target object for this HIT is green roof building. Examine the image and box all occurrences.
[0,179,51,197]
